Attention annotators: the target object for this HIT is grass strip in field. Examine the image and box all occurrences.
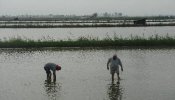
[0,34,175,48]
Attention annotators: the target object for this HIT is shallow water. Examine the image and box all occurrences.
[0,26,175,41]
[0,48,175,100]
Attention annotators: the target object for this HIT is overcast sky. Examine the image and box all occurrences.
[0,0,175,16]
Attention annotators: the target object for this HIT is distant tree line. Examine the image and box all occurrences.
[0,13,175,21]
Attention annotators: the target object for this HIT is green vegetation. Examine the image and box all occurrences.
[1,34,175,48]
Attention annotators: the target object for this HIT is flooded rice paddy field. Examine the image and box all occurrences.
[0,26,175,41]
[0,48,175,100]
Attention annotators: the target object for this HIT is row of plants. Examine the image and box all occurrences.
[0,34,175,48]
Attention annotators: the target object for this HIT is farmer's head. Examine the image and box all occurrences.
[56,65,61,71]
[113,54,117,60]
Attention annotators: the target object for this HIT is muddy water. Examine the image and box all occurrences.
[0,26,175,41]
[0,48,175,100]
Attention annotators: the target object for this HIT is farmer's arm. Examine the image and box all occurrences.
[53,71,56,82]
[119,59,123,71]
[107,59,110,70]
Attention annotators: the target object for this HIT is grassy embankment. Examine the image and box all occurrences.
[0,34,175,48]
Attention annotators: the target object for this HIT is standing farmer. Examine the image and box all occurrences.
[44,63,61,82]
[107,54,123,82]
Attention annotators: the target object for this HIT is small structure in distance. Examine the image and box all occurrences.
[134,18,146,25]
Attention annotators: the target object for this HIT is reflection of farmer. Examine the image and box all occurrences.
[107,54,123,82]
[107,83,123,100]
[44,63,61,82]
[44,81,61,100]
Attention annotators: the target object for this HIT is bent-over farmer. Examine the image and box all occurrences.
[44,63,61,82]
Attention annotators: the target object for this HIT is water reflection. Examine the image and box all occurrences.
[44,80,61,100]
[107,81,123,100]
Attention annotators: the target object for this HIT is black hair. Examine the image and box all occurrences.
[113,55,117,60]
